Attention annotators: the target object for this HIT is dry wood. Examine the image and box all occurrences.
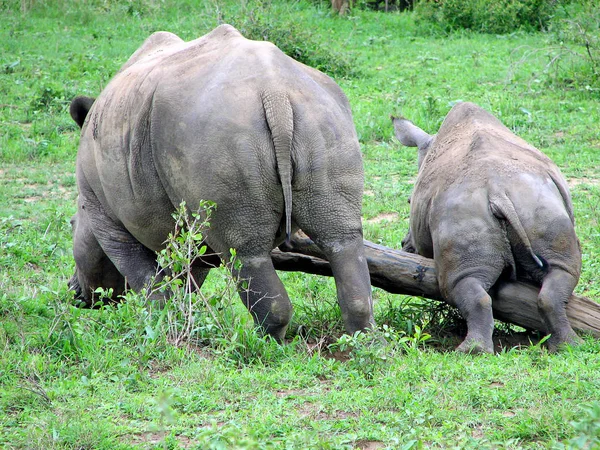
[272,233,600,337]
[331,0,351,15]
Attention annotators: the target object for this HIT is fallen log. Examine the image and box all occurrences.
[272,233,600,337]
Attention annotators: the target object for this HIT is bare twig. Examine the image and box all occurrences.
[16,370,52,405]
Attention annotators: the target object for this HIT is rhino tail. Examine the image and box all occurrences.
[261,90,293,242]
[548,171,575,224]
[490,192,548,270]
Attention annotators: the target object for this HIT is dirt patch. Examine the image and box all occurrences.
[568,177,600,188]
[354,440,386,450]
[129,431,166,445]
[276,388,309,398]
[471,424,485,439]
[366,212,398,224]
[322,410,359,420]
[297,403,360,421]
[199,420,226,429]
[493,331,542,352]
[180,342,214,360]
[25,262,41,272]
[302,336,351,362]
[128,431,195,448]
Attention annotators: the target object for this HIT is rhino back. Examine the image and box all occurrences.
[148,30,362,249]
[77,25,361,251]
[408,102,578,280]
[414,103,561,196]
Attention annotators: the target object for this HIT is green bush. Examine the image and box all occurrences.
[232,2,359,79]
[414,0,558,34]
[310,0,416,12]
[547,0,599,89]
[506,0,599,94]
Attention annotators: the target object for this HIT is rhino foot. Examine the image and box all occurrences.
[457,337,494,355]
[67,274,83,300]
[545,331,582,353]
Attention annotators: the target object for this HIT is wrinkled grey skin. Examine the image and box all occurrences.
[393,102,581,353]
[69,25,374,341]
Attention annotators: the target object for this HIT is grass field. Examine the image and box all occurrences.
[1,1,600,448]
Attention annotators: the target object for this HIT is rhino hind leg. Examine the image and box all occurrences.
[188,250,221,291]
[450,277,496,354]
[401,228,417,254]
[538,269,581,351]
[321,238,375,334]
[290,211,374,333]
[234,255,293,342]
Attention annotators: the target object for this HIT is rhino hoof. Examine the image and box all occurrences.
[545,332,583,353]
[457,338,494,355]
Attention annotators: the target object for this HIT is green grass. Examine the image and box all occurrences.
[2,1,600,448]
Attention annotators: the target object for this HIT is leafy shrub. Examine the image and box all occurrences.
[506,0,599,94]
[230,1,358,79]
[150,201,288,366]
[310,0,416,12]
[547,0,599,89]
[414,0,558,34]
[46,201,288,371]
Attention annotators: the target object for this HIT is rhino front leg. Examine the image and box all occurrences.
[79,193,164,301]
[234,255,293,342]
[401,227,417,254]
[538,269,581,351]
[70,210,126,304]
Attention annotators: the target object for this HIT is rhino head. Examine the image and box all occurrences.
[68,96,126,305]
[68,205,126,305]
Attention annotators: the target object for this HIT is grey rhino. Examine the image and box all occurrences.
[393,102,581,353]
[68,24,374,341]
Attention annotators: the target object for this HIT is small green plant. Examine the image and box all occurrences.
[556,402,600,449]
[330,324,431,378]
[153,200,220,347]
[151,201,287,366]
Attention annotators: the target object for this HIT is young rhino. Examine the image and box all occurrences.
[393,102,582,353]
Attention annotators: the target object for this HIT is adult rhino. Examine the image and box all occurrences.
[68,24,374,342]
[393,102,581,353]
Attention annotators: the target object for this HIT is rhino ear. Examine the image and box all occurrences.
[70,96,96,129]
[391,116,432,150]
